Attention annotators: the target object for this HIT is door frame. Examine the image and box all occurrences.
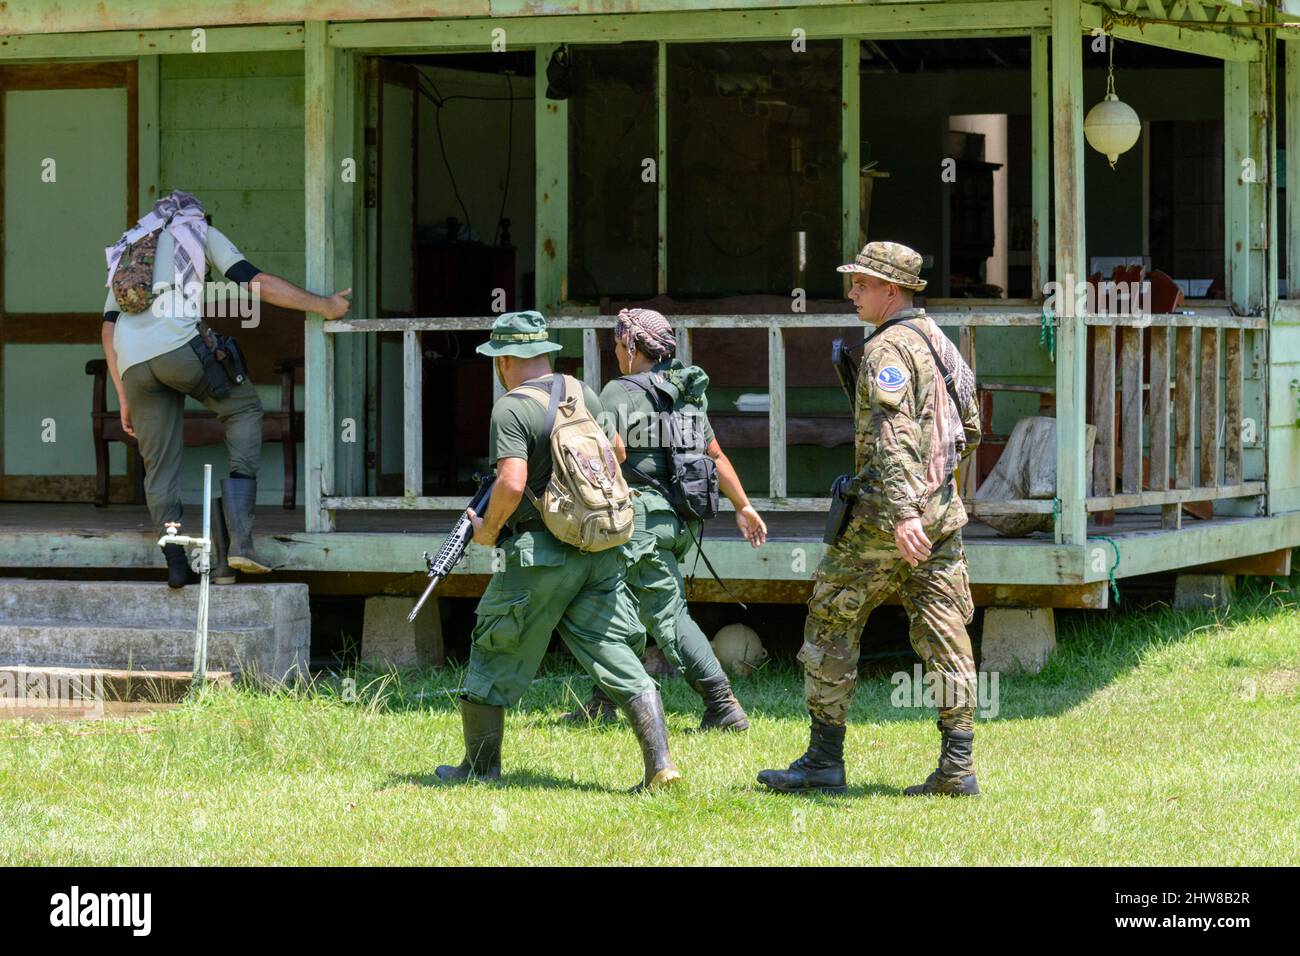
[0,59,139,500]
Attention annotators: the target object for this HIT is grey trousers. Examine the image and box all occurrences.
[121,340,263,533]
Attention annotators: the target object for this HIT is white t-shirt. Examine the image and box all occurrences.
[104,225,257,375]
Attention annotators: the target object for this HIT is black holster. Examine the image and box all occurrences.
[188,324,249,401]
[824,474,862,546]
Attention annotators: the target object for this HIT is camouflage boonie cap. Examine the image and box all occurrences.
[837,240,927,292]
[475,310,563,358]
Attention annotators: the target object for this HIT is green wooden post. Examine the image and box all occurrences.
[333,47,365,498]
[1225,60,1252,313]
[137,55,160,213]
[841,37,861,261]
[305,20,336,532]
[1030,30,1049,298]
[1287,36,1300,302]
[1051,0,1087,546]
[1250,56,1269,316]
[535,44,568,313]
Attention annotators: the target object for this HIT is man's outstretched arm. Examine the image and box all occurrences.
[250,272,352,320]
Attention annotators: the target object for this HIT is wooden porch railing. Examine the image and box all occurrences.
[1084,310,1266,527]
[965,309,1268,523]
[316,307,1266,526]
[318,309,1044,515]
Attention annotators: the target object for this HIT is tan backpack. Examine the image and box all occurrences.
[515,374,634,552]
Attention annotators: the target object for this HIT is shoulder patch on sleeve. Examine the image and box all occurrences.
[875,364,908,392]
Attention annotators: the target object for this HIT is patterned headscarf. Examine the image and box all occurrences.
[105,190,208,307]
[615,308,676,362]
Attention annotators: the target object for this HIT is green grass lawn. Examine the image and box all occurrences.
[2,580,1298,866]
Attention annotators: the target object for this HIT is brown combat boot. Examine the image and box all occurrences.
[903,720,979,796]
[622,689,681,792]
[560,684,620,725]
[689,674,750,732]
[435,698,503,783]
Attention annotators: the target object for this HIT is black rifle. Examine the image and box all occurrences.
[831,337,860,409]
[408,476,496,623]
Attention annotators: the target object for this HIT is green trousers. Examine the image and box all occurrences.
[622,490,724,684]
[463,528,656,708]
[121,340,263,533]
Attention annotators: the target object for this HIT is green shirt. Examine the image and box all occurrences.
[597,359,716,482]
[489,373,605,527]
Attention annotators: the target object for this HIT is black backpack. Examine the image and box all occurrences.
[618,372,719,521]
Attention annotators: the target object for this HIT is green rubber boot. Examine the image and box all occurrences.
[435,697,504,783]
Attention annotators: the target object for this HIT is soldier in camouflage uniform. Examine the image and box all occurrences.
[758,241,983,797]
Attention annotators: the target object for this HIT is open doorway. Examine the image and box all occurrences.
[372,52,535,497]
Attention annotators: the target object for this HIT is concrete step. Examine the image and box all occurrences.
[0,580,309,682]
[0,579,305,629]
[0,623,274,674]
[0,665,234,706]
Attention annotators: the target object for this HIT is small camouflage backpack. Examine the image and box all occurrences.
[111,229,162,314]
[516,374,634,552]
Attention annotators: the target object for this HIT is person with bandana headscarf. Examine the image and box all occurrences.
[564,307,768,732]
[101,191,352,588]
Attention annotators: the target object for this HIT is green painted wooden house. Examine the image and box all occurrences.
[1,0,1298,645]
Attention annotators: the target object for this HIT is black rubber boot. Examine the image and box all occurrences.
[221,477,270,574]
[211,497,236,585]
[903,720,979,796]
[622,689,681,792]
[690,674,750,732]
[435,698,504,783]
[561,683,620,725]
[757,718,847,794]
[161,543,194,589]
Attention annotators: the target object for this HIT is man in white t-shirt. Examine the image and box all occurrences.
[102,199,351,588]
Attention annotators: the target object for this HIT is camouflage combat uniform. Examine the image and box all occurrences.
[802,306,981,738]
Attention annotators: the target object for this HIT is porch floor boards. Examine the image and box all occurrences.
[2,502,1294,606]
[0,501,1191,541]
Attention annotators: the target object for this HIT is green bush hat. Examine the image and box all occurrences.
[836,240,927,292]
[475,310,564,358]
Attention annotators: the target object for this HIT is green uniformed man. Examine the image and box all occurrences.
[563,307,767,731]
[435,310,681,792]
[758,241,982,796]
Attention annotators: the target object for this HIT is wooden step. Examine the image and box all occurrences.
[0,664,234,708]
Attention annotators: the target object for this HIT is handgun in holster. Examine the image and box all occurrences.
[824,473,863,546]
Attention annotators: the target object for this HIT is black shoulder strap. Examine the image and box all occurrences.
[619,372,679,455]
[893,320,961,410]
[619,372,665,411]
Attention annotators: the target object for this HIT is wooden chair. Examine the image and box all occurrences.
[86,357,304,509]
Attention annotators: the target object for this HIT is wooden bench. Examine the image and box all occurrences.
[86,357,304,509]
